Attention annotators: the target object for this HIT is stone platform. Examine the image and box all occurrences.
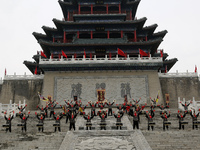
[0,108,200,150]
[59,115,151,150]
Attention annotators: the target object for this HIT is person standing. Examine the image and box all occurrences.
[53,113,64,132]
[83,113,94,130]
[114,112,124,130]
[106,100,115,116]
[88,101,97,116]
[177,111,187,130]
[129,110,142,129]
[99,111,107,130]
[190,110,200,129]
[35,112,46,132]
[19,111,30,132]
[4,111,14,133]
[161,112,170,131]
[68,112,78,131]
[145,110,155,131]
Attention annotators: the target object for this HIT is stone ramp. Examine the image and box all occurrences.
[59,115,151,150]
[59,130,151,150]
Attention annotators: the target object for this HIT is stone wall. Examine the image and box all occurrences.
[159,76,200,108]
[0,79,43,110]
[0,73,199,110]
[42,70,163,105]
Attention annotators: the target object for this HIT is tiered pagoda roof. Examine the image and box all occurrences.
[24,0,177,74]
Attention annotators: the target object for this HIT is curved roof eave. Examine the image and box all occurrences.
[42,26,58,37]
[32,32,47,41]
[152,30,168,38]
[38,37,162,47]
[53,17,147,30]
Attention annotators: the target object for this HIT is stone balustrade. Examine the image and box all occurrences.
[39,55,163,65]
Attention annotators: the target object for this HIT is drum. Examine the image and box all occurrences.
[116,122,123,126]
[149,122,155,126]
[2,124,9,128]
[164,121,171,125]
[180,122,188,125]
[17,124,25,127]
[193,121,200,125]
[86,123,92,127]
[53,123,60,127]
[100,122,106,127]
[36,123,44,127]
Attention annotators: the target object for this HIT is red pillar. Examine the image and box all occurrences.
[53,37,55,43]
[91,4,93,14]
[63,31,66,43]
[145,35,147,41]
[91,31,93,39]
[130,10,132,20]
[121,31,123,38]
[78,4,81,14]
[77,31,79,39]
[106,4,108,14]
[51,53,54,59]
[67,11,70,21]
[134,30,137,42]
[119,4,121,14]
[107,31,110,39]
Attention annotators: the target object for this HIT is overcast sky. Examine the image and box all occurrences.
[0,0,200,79]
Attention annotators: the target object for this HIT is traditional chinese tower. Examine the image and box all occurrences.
[24,0,177,104]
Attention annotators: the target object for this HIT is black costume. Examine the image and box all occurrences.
[114,113,124,130]
[4,115,14,132]
[161,113,170,131]
[19,113,29,132]
[177,112,187,130]
[129,111,142,129]
[145,111,155,131]
[18,105,27,113]
[181,102,191,112]
[190,111,199,129]
[83,114,94,130]
[36,114,45,132]
[106,102,114,116]
[68,113,78,130]
[53,114,64,132]
[37,105,48,117]
[99,112,107,130]
[49,103,57,118]
[89,102,97,116]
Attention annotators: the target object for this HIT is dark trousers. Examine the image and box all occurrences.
[133,121,139,129]
[66,116,69,123]
[193,124,198,129]
[86,126,92,130]
[148,125,154,131]
[21,124,27,132]
[55,126,61,132]
[100,126,106,130]
[38,127,44,132]
[91,109,96,116]
[163,124,169,130]
[108,109,112,116]
[117,126,122,130]
[50,111,54,118]
[179,122,184,130]
[6,125,11,132]
[70,123,75,130]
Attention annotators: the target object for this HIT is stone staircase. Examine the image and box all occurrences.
[0,108,200,150]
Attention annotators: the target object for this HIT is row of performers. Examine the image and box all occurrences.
[2,100,199,132]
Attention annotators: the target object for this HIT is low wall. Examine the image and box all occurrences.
[159,76,200,108]
[0,79,43,110]
[0,73,199,109]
